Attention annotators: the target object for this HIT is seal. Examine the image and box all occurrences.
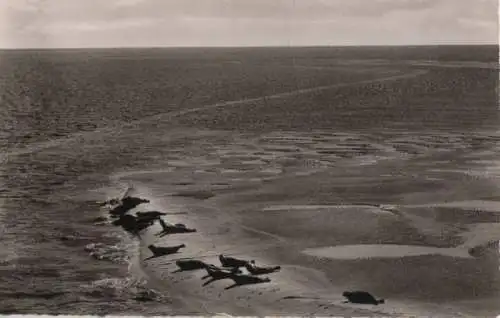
[342,291,385,305]
[245,261,281,275]
[225,274,271,289]
[147,244,186,259]
[219,254,250,268]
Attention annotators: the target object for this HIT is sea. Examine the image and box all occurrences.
[0,45,499,316]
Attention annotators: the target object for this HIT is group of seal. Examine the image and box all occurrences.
[171,254,278,289]
[101,194,198,252]
[99,194,385,305]
[205,255,278,289]
[100,193,281,290]
[103,195,197,239]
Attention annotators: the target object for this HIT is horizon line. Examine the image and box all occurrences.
[0,43,498,51]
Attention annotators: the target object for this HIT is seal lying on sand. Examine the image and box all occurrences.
[245,261,281,275]
[99,198,120,207]
[135,220,156,232]
[146,244,186,259]
[156,218,197,236]
[136,211,166,218]
[342,291,385,305]
[225,274,271,289]
[113,214,134,226]
[113,214,138,228]
[122,196,149,206]
[113,214,156,233]
[219,254,250,268]
[175,259,208,271]
[203,264,242,277]
[202,265,242,286]
[109,196,150,217]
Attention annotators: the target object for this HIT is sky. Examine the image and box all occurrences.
[0,0,498,48]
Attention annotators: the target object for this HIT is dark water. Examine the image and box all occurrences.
[0,46,498,315]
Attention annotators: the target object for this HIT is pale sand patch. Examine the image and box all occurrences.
[406,60,499,69]
[220,169,246,174]
[166,159,220,167]
[259,168,283,175]
[194,169,214,174]
[264,205,343,211]
[406,200,500,213]
[263,205,395,215]
[429,168,487,175]
[357,156,382,166]
[229,178,266,183]
[425,177,444,181]
[240,160,267,165]
[458,223,500,250]
[303,244,472,260]
[302,220,500,261]
[293,170,324,177]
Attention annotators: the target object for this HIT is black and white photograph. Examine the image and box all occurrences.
[0,0,499,316]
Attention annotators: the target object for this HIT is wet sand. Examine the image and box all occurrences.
[116,179,399,317]
[109,154,500,317]
[91,122,500,317]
